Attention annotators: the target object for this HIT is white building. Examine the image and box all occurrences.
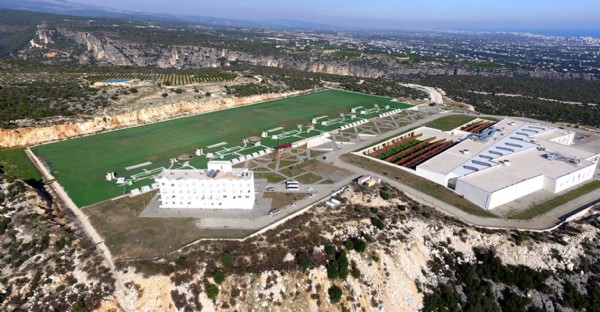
[414,119,599,210]
[155,161,255,209]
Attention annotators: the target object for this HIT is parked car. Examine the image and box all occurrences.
[268,209,280,216]
[290,201,297,207]
[305,187,314,192]
[309,193,316,198]
[266,186,275,191]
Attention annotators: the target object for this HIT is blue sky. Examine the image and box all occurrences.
[72,0,600,30]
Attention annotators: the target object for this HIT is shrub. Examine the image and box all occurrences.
[325,244,336,256]
[175,256,186,267]
[206,283,219,299]
[328,285,343,303]
[352,238,367,253]
[344,240,354,250]
[161,93,168,98]
[363,233,374,243]
[206,92,211,96]
[379,190,390,200]
[129,87,138,93]
[351,266,361,279]
[214,271,225,284]
[296,253,311,269]
[372,253,380,262]
[338,251,349,279]
[370,217,385,230]
[327,260,339,279]
[220,253,234,267]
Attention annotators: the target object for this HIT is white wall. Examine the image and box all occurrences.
[455,180,491,209]
[552,164,596,193]
[415,166,449,186]
[487,175,545,209]
[158,175,255,209]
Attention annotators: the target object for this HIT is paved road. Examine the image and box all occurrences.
[401,83,444,105]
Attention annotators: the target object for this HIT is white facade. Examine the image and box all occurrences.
[156,162,255,209]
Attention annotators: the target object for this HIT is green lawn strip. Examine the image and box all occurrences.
[32,90,410,207]
[342,153,497,218]
[511,180,600,220]
[0,148,42,182]
[424,115,479,131]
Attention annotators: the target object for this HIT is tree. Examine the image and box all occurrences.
[327,260,339,279]
[296,252,311,269]
[161,93,168,98]
[338,251,349,279]
[205,92,211,96]
[214,271,225,284]
[352,238,367,253]
[206,283,219,299]
[325,244,336,256]
[220,252,234,267]
[328,285,343,303]
[129,87,138,93]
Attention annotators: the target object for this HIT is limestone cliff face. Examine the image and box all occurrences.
[27,25,600,81]
[0,91,304,148]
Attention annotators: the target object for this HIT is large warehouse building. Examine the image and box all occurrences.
[364,118,599,210]
[155,161,255,209]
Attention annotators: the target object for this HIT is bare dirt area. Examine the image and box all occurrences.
[264,192,309,209]
[300,159,353,181]
[83,192,253,259]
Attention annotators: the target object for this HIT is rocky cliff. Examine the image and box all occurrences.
[28,24,598,81]
[0,91,304,148]
[104,185,600,312]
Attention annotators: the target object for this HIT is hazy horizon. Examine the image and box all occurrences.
[67,0,600,32]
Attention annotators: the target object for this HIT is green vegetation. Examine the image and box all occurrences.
[343,154,497,218]
[424,114,478,131]
[205,283,219,299]
[32,90,410,207]
[0,73,109,128]
[423,248,551,312]
[296,252,311,269]
[0,10,72,56]
[87,73,237,85]
[220,253,234,268]
[0,149,41,182]
[511,180,600,220]
[213,271,225,284]
[420,76,600,127]
[328,285,343,303]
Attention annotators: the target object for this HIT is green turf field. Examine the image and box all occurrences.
[31,90,410,207]
[0,148,42,182]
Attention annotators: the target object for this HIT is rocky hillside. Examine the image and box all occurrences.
[0,90,305,148]
[111,184,600,312]
[0,172,116,311]
[22,23,598,81]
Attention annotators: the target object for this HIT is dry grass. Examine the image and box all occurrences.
[84,193,253,259]
[264,192,309,209]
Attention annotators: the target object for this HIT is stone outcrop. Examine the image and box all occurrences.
[28,24,599,81]
[0,91,304,148]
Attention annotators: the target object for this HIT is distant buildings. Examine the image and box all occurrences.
[155,161,255,209]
